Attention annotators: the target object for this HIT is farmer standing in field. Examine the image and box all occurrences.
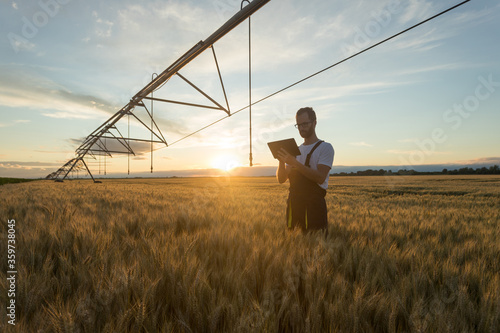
[276,107,335,235]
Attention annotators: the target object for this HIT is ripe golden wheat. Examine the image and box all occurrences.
[0,175,499,332]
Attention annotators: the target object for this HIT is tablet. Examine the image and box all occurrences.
[267,138,301,159]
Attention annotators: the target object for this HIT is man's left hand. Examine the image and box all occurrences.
[277,148,297,166]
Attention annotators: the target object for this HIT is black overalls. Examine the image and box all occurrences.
[286,140,328,234]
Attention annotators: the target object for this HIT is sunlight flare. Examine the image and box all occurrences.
[211,154,241,172]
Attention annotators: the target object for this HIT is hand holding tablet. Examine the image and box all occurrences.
[267,138,301,160]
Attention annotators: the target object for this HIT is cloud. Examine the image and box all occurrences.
[0,161,61,167]
[87,0,350,78]
[7,34,36,53]
[390,2,495,54]
[398,0,435,26]
[0,119,31,128]
[34,149,73,154]
[390,27,445,53]
[92,10,114,38]
[453,157,500,166]
[0,161,62,178]
[397,63,462,76]
[67,135,166,157]
[0,163,55,178]
[0,65,117,120]
[85,1,213,70]
[387,149,451,156]
[445,3,498,27]
[268,79,416,105]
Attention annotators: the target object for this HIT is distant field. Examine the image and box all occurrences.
[0,175,499,332]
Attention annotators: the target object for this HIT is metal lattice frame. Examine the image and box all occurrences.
[48,0,270,182]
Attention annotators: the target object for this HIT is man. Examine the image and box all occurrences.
[276,107,334,235]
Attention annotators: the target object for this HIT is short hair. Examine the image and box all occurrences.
[296,107,316,121]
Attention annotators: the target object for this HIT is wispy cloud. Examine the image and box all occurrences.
[7,36,36,53]
[391,1,495,54]
[387,149,451,155]
[0,66,117,120]
[0,161,61,167]
[397,63,462,76]
[92,10,114,38]
[67,135,167,157]
[0,119,31,128]
[272,79,417,105]
[454,157,500,166]
[90,0,351,77]
[391,27,446,53]
[350,142,373,147]
[445,3,499,27]
[398,0,435,26]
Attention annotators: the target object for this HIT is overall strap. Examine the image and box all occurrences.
[305,140,324,167]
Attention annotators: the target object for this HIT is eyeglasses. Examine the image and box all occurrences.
[294,121,313,129]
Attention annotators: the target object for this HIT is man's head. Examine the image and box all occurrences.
[296,107,317,139]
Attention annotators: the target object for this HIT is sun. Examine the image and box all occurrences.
[211,154,241,172]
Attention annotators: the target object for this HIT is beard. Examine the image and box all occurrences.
[299,127,314,138]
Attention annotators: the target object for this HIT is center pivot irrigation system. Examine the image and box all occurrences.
[46,0,471,182]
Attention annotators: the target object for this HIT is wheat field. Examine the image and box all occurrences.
[0,175,499,332]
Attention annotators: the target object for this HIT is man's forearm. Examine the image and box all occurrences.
[277,161,288,183]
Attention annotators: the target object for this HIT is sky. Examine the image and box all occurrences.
[1,0,499,178]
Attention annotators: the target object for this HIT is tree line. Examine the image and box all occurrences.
[332,165,500,177]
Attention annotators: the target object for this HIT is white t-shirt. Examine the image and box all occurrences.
[293,140,335,190]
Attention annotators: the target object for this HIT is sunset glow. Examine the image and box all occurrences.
[211,154,241,172]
